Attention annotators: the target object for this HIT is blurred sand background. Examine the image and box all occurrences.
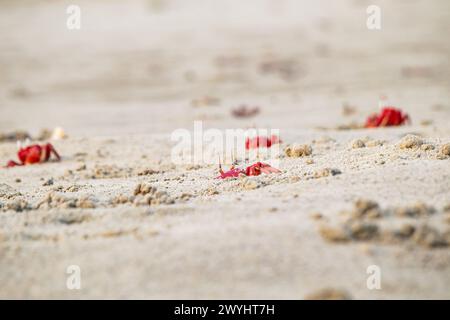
[0,0,449,299]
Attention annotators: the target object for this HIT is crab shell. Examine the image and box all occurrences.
[245,162,281,176]
[18,145,44,164]
[365,107,410,128]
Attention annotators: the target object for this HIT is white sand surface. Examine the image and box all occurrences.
[0,0,449,299]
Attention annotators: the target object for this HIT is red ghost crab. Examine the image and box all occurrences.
[217,159,281,179]
[365,107,410,128]
[5,142,61,168]
[245,134,281,150]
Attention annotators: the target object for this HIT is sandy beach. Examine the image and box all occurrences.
[0,0,450,299]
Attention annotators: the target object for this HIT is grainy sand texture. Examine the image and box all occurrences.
[0,0,450,299]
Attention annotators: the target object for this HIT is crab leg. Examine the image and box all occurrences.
[260,165,281,174]
[48,144,61,161]
[6,160,22,168]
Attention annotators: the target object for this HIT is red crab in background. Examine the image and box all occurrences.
[231,105,260,118]
[245,135,281,150]
[365,107,410,128]
[217,161,281,179]
[5,143,61,168]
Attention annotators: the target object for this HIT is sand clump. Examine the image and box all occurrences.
[0,184,27,211]
[36,128,52,141]
[410,225,449,248]
[349,222,379,241]
[0,130,31,142]
[304,288,352,300]
[438,143,450,158]
[394,202,435,218]
[36,127,67,141]
[350,138,385,149]
[285,144,312,157]
[419,143,434,151]
[319,225,350,242]
[37,192,96,209]
[382,224,450,248]
[319,221,379,243]
[351,139,365,149]
[392,223,416,240]
[0,128,66,142]
[0,184,21,200]
[1,198,31,212]
[313,168,342,179]
[351,199,382,219]
[365,139,384,147]
[203,188,220,196]
[133,183,158,196]
[113,183,175,206]
[398,134,423,149]
[318,200,449,248]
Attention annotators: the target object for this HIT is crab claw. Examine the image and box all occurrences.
[6,160,22,168]
[365,114,379,128]
[245,162,281,176]
[259,163,281,174]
